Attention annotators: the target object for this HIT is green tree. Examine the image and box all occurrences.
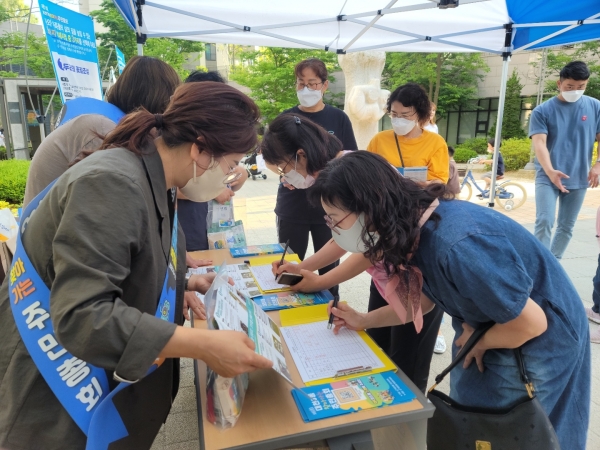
[230,47,339,123]
[0,31,54,78]
[383,52,489,119]
[536,42,600,101]
[489,70,527,139]
[0,0,38,23]
[90,0,204,79]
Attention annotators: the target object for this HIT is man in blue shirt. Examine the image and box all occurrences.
[530,61,600,259]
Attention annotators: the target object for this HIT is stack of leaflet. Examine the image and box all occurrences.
[253,290,334,311]
[291,371,416,422]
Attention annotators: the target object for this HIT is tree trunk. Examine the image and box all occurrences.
[433,53,443,105]
[428,80,433,101]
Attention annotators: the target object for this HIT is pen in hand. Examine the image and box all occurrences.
[275,239,290,280]
[328,295,340,329]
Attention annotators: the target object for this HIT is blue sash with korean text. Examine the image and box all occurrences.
[8,179,178,450]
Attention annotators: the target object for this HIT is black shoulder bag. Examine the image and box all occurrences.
[427,323,561,450]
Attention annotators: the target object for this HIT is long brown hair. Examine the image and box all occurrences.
[105,56,180,114]
[101,82,260,157]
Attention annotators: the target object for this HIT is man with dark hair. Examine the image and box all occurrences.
[185,69,226,84]
[530,61,600,259]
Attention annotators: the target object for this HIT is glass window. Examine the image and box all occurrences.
[446,111,459,145]
[490,98,499,110]
[458,111,477,144]
[205,43,216,62]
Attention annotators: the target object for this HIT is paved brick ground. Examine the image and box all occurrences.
[152,171,600,450]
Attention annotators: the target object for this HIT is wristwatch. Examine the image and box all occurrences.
[184,273,192,291]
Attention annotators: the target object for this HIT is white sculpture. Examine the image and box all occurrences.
[339,51,390,150]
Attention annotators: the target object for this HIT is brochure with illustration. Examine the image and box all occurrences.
[212,283,294,386]
[253,290,334,311]
[230,244,285,258]
[291,371,416,422]
[188,263,262,298]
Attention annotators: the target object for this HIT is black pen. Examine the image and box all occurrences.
[328,295,340,329]
[275,239,290,280]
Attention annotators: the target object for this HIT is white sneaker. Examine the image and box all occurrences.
[591,327,600,344]
[585,307,600,324]
[434,334,447,354]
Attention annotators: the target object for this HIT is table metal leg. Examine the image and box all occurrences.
[326,430,374,450]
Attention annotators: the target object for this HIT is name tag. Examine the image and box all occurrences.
[396,166,428,182]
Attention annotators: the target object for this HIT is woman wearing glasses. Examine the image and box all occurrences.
[0,82,272,450]
[273,58,358,297]
[311,152,589,450]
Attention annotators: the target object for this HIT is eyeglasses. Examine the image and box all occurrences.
[388,110,417,120]
[295,81,324,91]
[276,155,294,176]
[324,212,352,235]
[222,155,242,185]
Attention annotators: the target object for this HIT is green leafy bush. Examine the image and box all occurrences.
[453,147,479,163]
[0,159,30,204]
[500,138,531,172]
[458,137,488,153]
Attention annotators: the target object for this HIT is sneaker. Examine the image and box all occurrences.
[476,190,490,199]
[434,334,447,354]
[591,327,600,344]
[585,307,600,324]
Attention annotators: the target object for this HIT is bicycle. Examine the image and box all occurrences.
[458,157,527,211]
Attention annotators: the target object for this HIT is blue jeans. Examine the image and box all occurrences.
[534,182,587,259]
[593,253,600,314]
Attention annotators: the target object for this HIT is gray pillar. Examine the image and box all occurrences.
[4,80,29,160]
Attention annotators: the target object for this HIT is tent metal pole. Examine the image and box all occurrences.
[488,24,513,209]
[488,54,510,208]
[137,43,143,56]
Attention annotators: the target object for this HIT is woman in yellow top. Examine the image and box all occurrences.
[365,83,448,392]
[368,83,449,184]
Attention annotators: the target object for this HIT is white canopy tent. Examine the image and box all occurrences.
[113,0,600,206]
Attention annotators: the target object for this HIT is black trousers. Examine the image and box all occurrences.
[366,280,444,393]
[277,218,339,297]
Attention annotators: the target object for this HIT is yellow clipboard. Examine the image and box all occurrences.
[247,254,302,294]
[280,304,397,386]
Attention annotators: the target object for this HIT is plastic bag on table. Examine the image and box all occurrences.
[204,264,249,429]
[207,199,235,229]
[207,220,247,250]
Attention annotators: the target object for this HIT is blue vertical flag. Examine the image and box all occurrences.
[115,45,126,74]
[39,0,103,102]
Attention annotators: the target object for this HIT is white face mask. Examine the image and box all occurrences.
[391,117,417,136]
[561,89,585,103]
[297,86,322,108]
[332,213,379,254]
[283,154,315,189]
[180,157,227,202]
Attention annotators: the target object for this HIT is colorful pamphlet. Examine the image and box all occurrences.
[211,283,294,385]
[291,371,416,422]
[253,290,334,311]
[188,263,262,298]
[230,244,285,258]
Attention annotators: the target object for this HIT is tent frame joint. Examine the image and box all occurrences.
[337,49,346,54]
[578,19,584,25]
[243,26,251,31]
[337,14,346,21]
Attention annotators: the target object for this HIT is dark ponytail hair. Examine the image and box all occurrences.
[307,151,446,276]
[101,82,260,157]
[261,114,342,175]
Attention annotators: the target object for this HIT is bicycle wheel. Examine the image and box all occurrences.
[495,182,527,211]
[457,182,472,201]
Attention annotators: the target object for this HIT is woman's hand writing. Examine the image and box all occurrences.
[327,300,368,335]
[271,260,302,276]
